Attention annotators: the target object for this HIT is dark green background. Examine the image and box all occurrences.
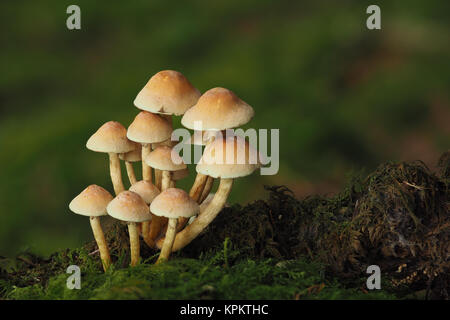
[1,1,448,257]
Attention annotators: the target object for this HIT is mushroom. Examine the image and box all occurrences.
[150,188,199,263]
[86,121,135,195]
[106,191,151,266]
[133,70,201,187]
[119,142,142,185]
[129,180,161,245]
[127,111,173,184]
[156,135,260,251]
[179,87,253,228]
[144,145,187,243]
[69,185,113,271]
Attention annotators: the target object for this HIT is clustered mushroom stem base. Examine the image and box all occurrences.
[108,152,125,195]
[159,178,233,251]
[89,216,111,272]
[177,173,209,231]
[141,144,152,183]
[128,222,140,266]
[125,161,137,185]
[156,218,178,264]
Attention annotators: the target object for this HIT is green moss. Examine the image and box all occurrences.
[3,244,397,300]
[1,155,448,300]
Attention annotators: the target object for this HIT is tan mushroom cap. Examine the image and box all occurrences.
[106,191,151,223]
[134,70,201,116]
[150,188,199,219]
[145,146,187,171]
[127,111,173,144]
[129,180,160,204]
[86,121,135,154]
[196,135,261,179]
[69,185,113,217]
[119,142,142,162]
[181,87,254,131]
[172,167,189,181]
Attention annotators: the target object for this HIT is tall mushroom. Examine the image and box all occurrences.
[150,188,199,263]
[144,145,187,243]
[106,191,151,266]
[86,121,135,195]
[156,135,261,251]
[127,111,172,239]
[69,185,113,271]
[119,142,142,185]
[133,70,201,187]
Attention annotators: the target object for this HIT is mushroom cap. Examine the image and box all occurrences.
[134,70,201,116]
[86,121,135,154]
[196,135,261,179]
[127,111,173,144]
[172,167,189,181]
[119,142,142,162]
[150,188,199,218]
[129,180,160,204]
[106,191,151,222]
[69,185,113,217]
[181,87,254,131]
[144,146,187,171]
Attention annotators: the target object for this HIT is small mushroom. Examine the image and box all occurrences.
[119,142,142,185]
[144,145,187,243]
[86,121,135,195]
[69,185,113,271]
[106,191,151,266]
[157,135,260,251]
[150,188,199,263]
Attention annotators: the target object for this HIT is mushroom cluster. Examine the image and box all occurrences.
[69,70,260,270]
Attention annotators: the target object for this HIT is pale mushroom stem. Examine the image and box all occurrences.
[159,178,233,251]
[108,152,125,195]
[128,222,140,266]
[169,181,176,188]
[177,173,208,231]
[141,144,152,183]
[125,161,137,185]
[156,218,178,264]
[199,176,214,203]
[89,217,111,272]
[141,144,153,240]
[161,171,171,191]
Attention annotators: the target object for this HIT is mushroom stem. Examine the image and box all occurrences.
[199,176,214,203]
[169,180,176,188]
[128,222,140,266]
[177,173,208,231]
[108,152,125,195]
[141,144,152,183]
[161,171,172,191]
[155,169,162,189]
[159,178,233,251]
[89,216,111,272]
[141,144,153,240]
[156,218,178,264]
[125,161,137,185]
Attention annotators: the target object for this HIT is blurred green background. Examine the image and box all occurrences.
[0,1,448,257]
